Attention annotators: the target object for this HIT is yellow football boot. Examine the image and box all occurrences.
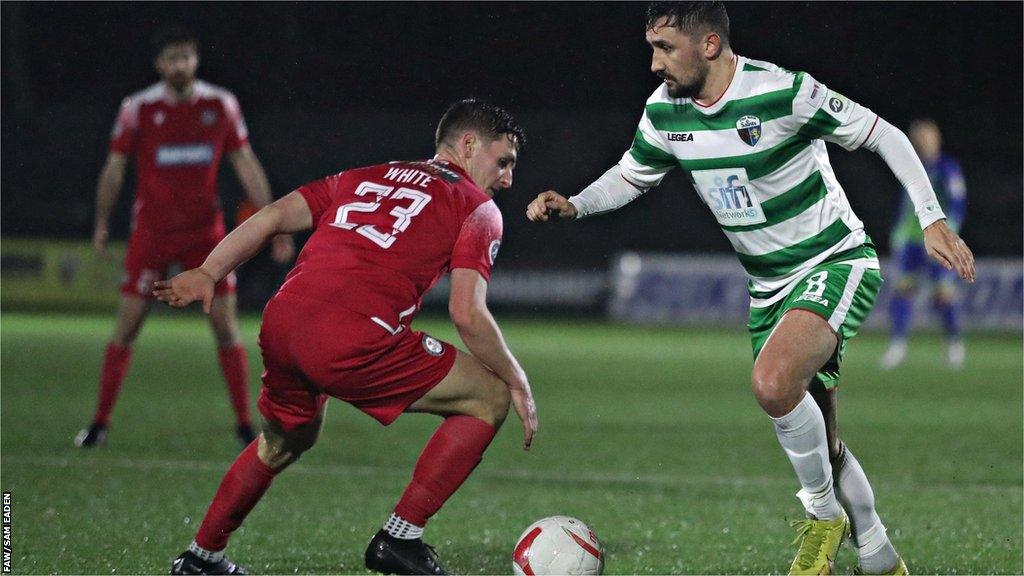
[788,512,850,575]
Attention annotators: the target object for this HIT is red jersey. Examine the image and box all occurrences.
[109,80,249,234]
[282,159,503,333]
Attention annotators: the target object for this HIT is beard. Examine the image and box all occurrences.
[167,72,194,92]
[661,62,709,99]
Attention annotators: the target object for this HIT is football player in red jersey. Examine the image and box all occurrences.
[158,99,537,575]
[74,29,295,449]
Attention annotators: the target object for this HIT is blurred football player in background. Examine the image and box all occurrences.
[881,119,967,369]
[75,28,294,449]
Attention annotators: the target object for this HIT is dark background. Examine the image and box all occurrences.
[3,2,1022,271]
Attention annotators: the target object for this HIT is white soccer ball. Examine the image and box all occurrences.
[512,516,605,576]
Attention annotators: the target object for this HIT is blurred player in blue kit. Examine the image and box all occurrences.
[880,119,968,369]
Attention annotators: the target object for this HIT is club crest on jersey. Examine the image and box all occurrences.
[422,335,444,357]
[736,115,762,147]
[153,111,166,126]
[201,109,219,126]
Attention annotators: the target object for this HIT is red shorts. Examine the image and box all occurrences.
[121,226,236,298]
[257,292,457,431]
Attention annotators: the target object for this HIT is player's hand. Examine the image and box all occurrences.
[508,378,539,451]
[270,234,295,264]
[92,223,110,258]
[924,219,975,283]
[526,191,577,222]
[153,267,217,313]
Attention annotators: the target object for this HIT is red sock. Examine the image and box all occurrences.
[394,415,498,526]
[194,440,278,551]
[92,343,133,426]
[217,345,251,427]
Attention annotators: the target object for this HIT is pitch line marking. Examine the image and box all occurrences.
[3,455,1018,494]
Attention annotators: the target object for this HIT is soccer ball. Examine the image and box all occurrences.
[512,516,604,575]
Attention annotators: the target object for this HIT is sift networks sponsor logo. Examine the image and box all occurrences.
[2,491,11,573]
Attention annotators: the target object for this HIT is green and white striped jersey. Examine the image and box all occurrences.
[620,55,881,307]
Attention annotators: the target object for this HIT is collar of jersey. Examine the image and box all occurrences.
[429,157,472,179]
[161,80,204,105]
[690,54,741,116]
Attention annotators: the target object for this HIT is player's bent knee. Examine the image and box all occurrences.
[750,364,802,416]
[486,380,512,427]
[470,374,511,428]
[209,321,242,348]
[257,420,321,470]
[933,290,955,307]
[895,281,917,296]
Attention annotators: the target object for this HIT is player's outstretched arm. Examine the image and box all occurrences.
[229,144,296,263]
[93,153,128,257]
[154,191,312,313]
[449,268,538,449]
[860,118,975,282]
[526,165,648,222]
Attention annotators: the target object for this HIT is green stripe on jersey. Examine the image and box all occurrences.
[721,171,828,232]
[627,130,677,169]
[679,135,809,180]
[645,86,795,133]
[798,108,841,140]
[736,218,852,278]
[743,62,769,73]
[746,241,878,299]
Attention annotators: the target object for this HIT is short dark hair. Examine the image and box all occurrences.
[646,2,730,45]
[152,27,198,57]
[435,99,526,150]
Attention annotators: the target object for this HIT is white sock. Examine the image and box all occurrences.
[383,513,424,540]
[189,540,225,563]
[772,393,843,520]
[834,445,900,573]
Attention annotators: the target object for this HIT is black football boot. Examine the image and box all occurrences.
[170,550,247,575]
[364,529,446,575]
[74,423,108,448]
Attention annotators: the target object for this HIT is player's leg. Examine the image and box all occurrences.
[932,273,964,369]
[881,244,922,369]
[365,350,510,575]
[752,309,850,575]
[397,349,511,522]
[752,309,845,519]
[175,412,325,575]
[811,381,905,575]
[751,263,883,574]
[206,290,256,445]
[75,293,152,447]
[173,350,327,575]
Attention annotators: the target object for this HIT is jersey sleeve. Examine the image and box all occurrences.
[108,97,140,154]
[617,108,677,190]
[791,73,878,151]
[221,92,250,152]
[450,200,503,281]
[296,172,343,224]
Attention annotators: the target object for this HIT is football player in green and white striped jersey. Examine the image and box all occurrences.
[527,2,974,575]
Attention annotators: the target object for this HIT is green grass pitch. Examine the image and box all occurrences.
[1,312,1021,574]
